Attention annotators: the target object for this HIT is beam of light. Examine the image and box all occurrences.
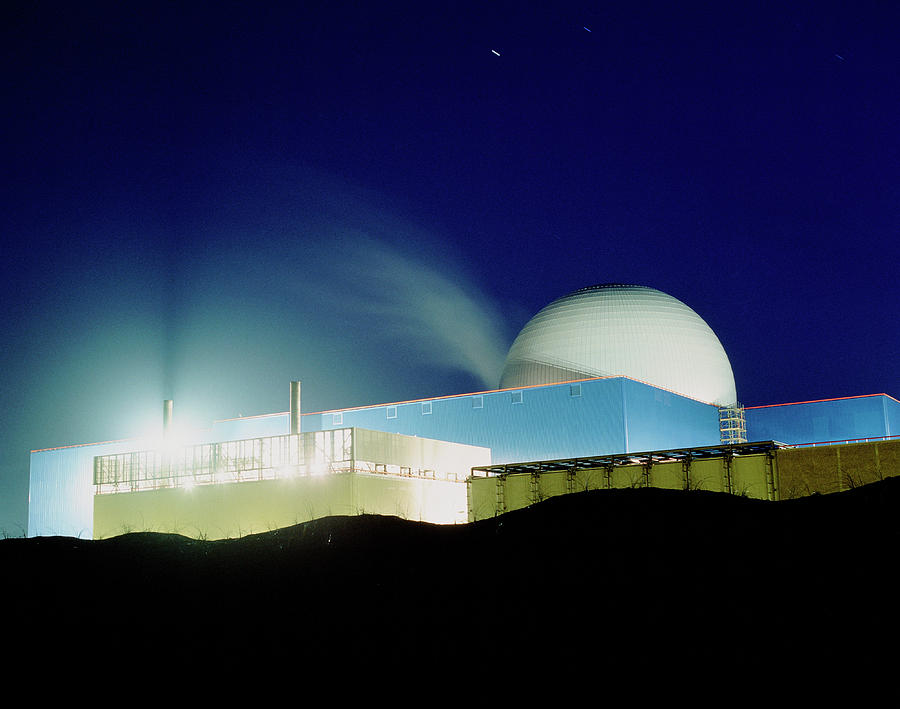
[492,49,500,56]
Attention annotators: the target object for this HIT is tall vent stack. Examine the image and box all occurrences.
[290,381,301,435]
[163,399,174,438]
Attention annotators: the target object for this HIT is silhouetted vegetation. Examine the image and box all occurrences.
[3,480,897,684]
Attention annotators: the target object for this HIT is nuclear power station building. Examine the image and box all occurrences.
[28,284,900,539]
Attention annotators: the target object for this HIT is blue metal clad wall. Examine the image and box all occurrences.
[28,439,139,538]
[309,378,718,462]
[310,377,625,462]
[883,396,900,438]
[745,395,892,445]
[622,378,721,452]
[142,378,721,462]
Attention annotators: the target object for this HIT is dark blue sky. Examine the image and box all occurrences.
[2,1,898,532]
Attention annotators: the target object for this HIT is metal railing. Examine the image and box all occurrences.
[785,433,900,448]
[94,429,351,494]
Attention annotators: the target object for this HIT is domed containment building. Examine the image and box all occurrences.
[500,284,737,406]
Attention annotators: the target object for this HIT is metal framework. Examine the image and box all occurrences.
[469,440,786,478]
[718,404,748,444]
[93,430,349,494]
[93,428,462,495]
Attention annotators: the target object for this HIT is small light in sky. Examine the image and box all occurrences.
[583,26,592,32]
[491,49,500,56]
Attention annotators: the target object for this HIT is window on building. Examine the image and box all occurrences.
[421,401,432,415]
[332,412,343,425]
[387,406,397,419]
[511,391,523,404]
[472,396,483,409]
[570,384,582,397]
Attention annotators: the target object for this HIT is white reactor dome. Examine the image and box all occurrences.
[500,284,737,406]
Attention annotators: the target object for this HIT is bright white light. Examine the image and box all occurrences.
[276,465,298,479]
[309,462,329,476]
[139,413,207,456]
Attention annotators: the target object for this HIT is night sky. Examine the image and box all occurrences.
[2,1,898,533]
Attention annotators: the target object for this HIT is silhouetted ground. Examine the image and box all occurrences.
[3,480,898,694]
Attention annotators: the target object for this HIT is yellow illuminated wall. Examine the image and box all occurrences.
[776,439,899,497]
[468,439,899,521]
[469,454,775,521]
[93,428,489,539]
[94,472,470,539]
[95,474,352,539]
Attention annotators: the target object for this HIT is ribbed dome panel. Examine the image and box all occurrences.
[500,285,737,405]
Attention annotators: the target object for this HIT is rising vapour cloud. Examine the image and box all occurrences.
[155,174,516,422]
[312,231,510,390]
[251,173,516,392]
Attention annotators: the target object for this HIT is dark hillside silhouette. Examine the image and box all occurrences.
[4,480,897,687]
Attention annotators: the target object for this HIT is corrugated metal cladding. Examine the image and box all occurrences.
[28,439,141,538]
[745,395,899,445]
[620,378,721,452]
[205,378,720,460]
[309,377,720,463]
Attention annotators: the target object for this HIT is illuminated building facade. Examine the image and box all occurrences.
[26,283,900,539]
